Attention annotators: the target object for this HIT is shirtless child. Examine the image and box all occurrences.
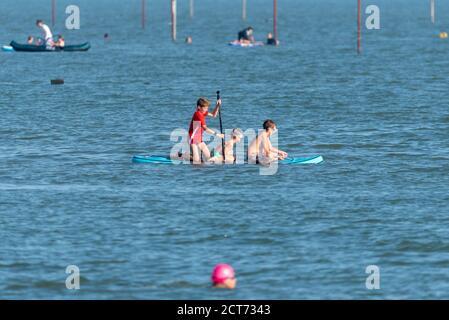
[209,128,244,164]
[248,120,288,164]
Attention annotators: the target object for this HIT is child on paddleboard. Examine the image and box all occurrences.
[248,119,288,164]
[209,128,244,164]
[189,97,224,163]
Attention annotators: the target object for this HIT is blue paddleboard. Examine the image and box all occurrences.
[132,155,324,165]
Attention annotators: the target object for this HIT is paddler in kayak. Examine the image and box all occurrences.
[54,35,65,48]
[248,120,288,164]
[238,26,255,44]
[189,97,224,164]
[36,20,54,47]
[209,128,243,164]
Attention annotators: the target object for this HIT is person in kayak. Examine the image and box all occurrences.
[209,128,243,164]
[266,32,279,46]
[27,36,34,44]
[36,20,54,46]
[248,119,288,164]
[189,97,224,164]
[238,26,255,44]
[54,35,65,48]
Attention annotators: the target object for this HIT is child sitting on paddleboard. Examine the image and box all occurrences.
[209,128,243,164]
[189,97,224,163]
[248,119,288,164]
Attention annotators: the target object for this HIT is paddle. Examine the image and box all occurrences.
[217,90,225,162]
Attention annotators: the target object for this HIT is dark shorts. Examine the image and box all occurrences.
[238,31,250,41]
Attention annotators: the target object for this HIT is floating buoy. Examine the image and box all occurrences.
[51,79,64,85]
[439,32,448,39]
[1,45,13,52]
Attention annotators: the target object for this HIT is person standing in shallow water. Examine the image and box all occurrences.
[266,32,279,46]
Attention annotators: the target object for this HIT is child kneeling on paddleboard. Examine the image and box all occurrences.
[209,128,244,164]
[248,120,288,164]
[189,97,224,163]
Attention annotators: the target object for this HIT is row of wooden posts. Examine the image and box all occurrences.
[50,0,278,42]
[50,0,437,52]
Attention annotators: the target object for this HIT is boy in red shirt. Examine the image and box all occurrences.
[189,97,224,163]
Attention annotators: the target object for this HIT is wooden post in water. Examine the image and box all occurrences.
[171,0,177,41]
[190,0,194,19]
[242,0,247,21]
[430,0,435,24]
[357,0,362,54]
[274,0,278,40]
[52,0,56,26]
[141,0,146,29]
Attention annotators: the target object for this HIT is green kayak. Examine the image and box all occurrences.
[9,41,90,52]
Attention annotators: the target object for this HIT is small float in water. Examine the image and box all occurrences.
[1,45,14,52]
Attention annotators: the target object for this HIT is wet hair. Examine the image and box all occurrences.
[232,128,243,139]
[263,119,276,130]
[247,26,253,31]
[197,97,211,109]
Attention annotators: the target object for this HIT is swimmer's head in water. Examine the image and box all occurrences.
[211,263,236,289]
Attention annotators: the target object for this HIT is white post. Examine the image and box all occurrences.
[242,0,247,21]
[431,0,435,24]
[171,0,177,41]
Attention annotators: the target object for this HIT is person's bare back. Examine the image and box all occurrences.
[248,120,288,163]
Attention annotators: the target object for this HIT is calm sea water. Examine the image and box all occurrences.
[1,0,449,299]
